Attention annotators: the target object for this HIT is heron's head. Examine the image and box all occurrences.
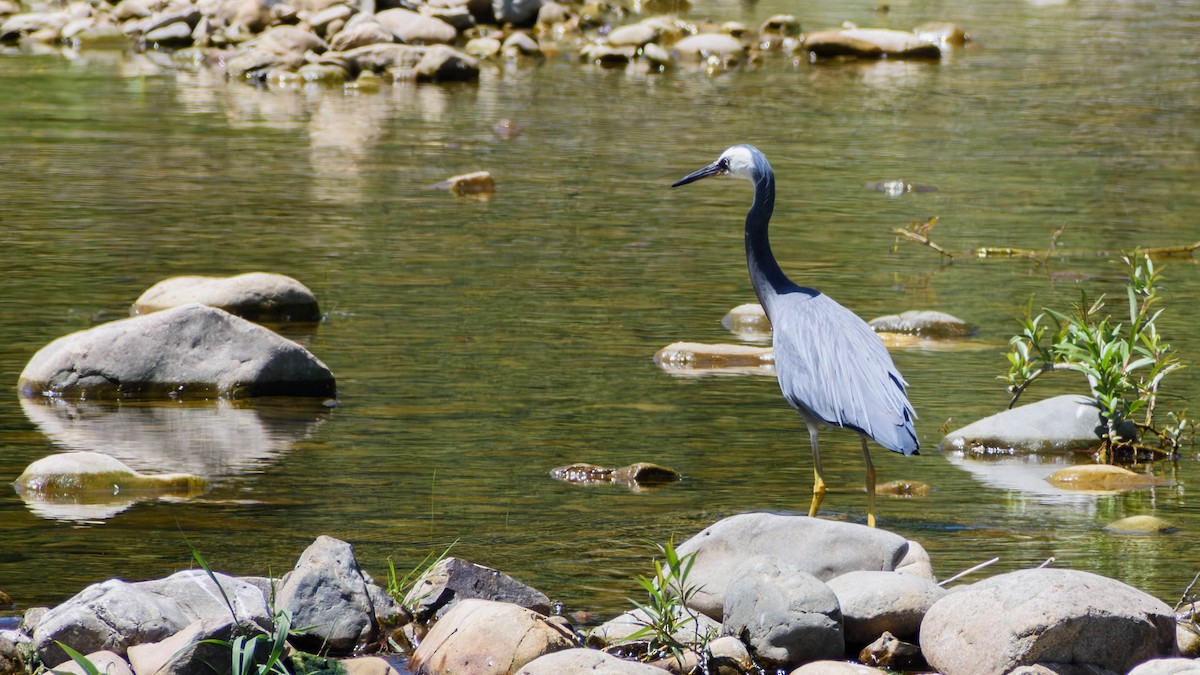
[671,145,764,187]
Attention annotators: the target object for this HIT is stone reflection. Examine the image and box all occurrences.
[943,451,1103,509]
[18,397,329,522]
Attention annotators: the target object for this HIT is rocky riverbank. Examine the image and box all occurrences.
[0,0,969,87]
[1,515,1197,675]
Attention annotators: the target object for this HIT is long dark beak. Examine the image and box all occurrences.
[671,161,723,188]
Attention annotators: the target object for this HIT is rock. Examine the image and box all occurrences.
[674,513,915,620]
[14,451,206,496]
[298,62,351,83]
[587,606,720,648]
[143,20,193,45]
[0,630,32,675]
[722,303,770,336]
[868,310,973,338]
[654,342,773,372]
[606,20,656,47]
[939,395,1116,455]
[535,0,568,25]
[641,41,670,67]
[825,571,945,644]
[1128,659,1200,675]
[434,170,494,194]
[1104,515,1177,534]
[464,36,501,57]
[275,535,382,653]
[549,462,680,488]
[112,0,159,21]
[18,303,336,400]
[920,568,1177,674]
[502,30,539,56]
[413,44,480,81]
[581,43,636,67]
[0,11,70,42]
[803,28,941,60]
[257,24,329,55]
[308,4,353,34]
[339,656,404,675]
[126,617,273,675]
[894,540,936,582]
[33,570,270,665]
[864,179,938,195]
[409,599,579,674]
[517,649,666,674]
[913,21,968,46]
[375,8,456,44]
[722,557,843,668]
[789,662,888,675]
[1177,621,1200,657]
[1048,464,1165,491]
[51,650,134,675]
[670,33,745,63]
[329,20,395,50]
[336,42,424,72]
[404,557,551,622]
[874,479,931,497]
[133,273,321,323]
[858,631,923,670]
[228,0,272,34]
[760,14,799,37]
[66,20,128,47]
[493,0,540,25]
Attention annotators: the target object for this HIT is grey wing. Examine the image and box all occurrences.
[769,292,919,455]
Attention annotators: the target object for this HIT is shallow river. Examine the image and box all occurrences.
[1,0,1199,624]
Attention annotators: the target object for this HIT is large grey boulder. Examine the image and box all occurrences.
[722,557,843,668]
[275,535,384,653]
[34,570,270,665]
[409,599,579,675]
[920,568,1177,674]
[940,395,1116,455]
[674,513,918,619]
[18,303,336,400]
[517,649,667,675]
[825,570,945,645]
[132,273,321,323]
[404,557,550,622]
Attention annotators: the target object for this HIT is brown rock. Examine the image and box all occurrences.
[409,599,579,675]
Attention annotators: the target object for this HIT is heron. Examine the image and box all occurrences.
[671,144,918,527]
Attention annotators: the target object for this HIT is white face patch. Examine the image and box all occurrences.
[718,145,759,182]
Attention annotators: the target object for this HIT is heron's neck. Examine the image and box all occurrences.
[744,171,791,310]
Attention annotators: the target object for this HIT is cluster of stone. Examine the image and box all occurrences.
[2,515,1194,675]
[0,0,969,87]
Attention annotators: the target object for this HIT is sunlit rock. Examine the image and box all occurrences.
[606,20,657,47]
[913,21,968,46]
[375,7,456,44]
[413,44,480,81]
[1129,659,1200,675]
[0,11,70,42]
[760,14,799,37]
[723,558,843,668]
[641,41,670,68]
[112,0,159,21]
[519,649,665,675]
[1047,464,1164,492]
[502,30,540,56]
[939,395,1117,455]
[581,42,635,66]
[464,35,501,57]
[875,479,931,497]
[1177,620,1200,657]
[276,536,388,653]
[335,42,424,72]
[50,650,133,675]
[14,451,206,496]
[920,569,1177,674]
[143,20,192,45]
[534,0,568,26]
[1104,515,1177,534]
[299,61,351,83]
[868,310,973,338]
[722,302,770,337]
[549,462,680,488]
[826,570,945,645]
[133,272,321,322]
[792,662,887,675]
[587,606,719,648]
[19,303,337,400]
[670,32,745,64]
[434,169,494,194]
[859,631,922,670]
[404,557,551,622]
[409,599,579,674]
[803,28,941,60]
[654,341,773,374]
[329,20,395,51]
[64,19,128,48]
[864,179,938,195]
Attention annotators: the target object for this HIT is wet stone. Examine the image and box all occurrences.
[804,27,941,60]
[1104,515,1177,535]
[434,169,493,194]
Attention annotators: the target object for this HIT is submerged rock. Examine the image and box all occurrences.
[132,272,321,322]
[434,170,494,194]
[722,302,771,336]
[549,462,680,488]
[18,303,336,400]
[868,310,973,338]
[920,568,1177,674]
[874,479,931,497]
[1047,464,1165,491]
[1104,515,1177,534]
[14,451,206,496]
[939,395,1116,455]
[654,341,773,373]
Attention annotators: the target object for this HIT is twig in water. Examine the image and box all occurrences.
[938,557,999,587]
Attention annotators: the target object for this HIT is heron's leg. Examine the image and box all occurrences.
[807,422,826,518]
[861,436,877,528]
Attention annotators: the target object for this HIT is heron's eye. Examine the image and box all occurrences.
[718,158,730,171]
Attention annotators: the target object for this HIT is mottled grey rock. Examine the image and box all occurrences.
[404,557,551,622]
[940,395,1117,455]
[409,599,579,675]
[275,536,380,653]
[133,273,321,323]
[675,513,914,619]
[826,571,945,644]
[518,649,666,674]
[33,570,270,665]
[18,303,336,400]
[920,568,1177,675]
[722,557,843,668]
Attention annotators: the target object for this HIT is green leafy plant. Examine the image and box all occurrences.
[625,538,716,671]
[53,642,102,675]
[1004,252,1187,460]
